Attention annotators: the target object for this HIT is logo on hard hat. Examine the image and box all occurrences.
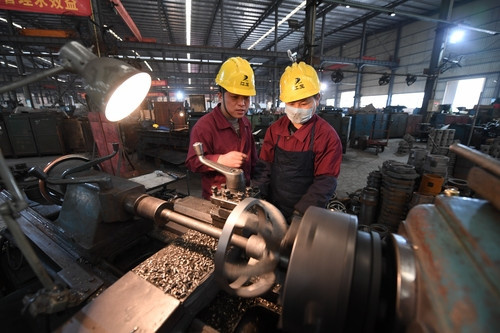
[240,74,249,87]
[293,77,305,90]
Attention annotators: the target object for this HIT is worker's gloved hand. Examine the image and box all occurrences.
[288,210,303,225]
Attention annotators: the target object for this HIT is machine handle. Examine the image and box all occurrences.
[60,143,119,178]
[29,166,113,190]
[193,142,245,193]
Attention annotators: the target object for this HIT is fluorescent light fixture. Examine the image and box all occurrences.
[449,29,465,44]
[186,0,191,46]
[186,0,192,83]
[37,57,52,64]
[144,61,153,72]
[0,61,17,68]
[248,1,306,50]
[108,29,123,41]
[0,17,22,29]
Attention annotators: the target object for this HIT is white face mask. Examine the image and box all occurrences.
[285,103,316,124]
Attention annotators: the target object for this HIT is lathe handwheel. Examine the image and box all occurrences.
[39,154,97,205]
[215,198,287,298]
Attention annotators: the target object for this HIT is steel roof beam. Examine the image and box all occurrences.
[323,0,498,35]
[0,35,289,59]
[233,0,284,49]
[204,0,223,45]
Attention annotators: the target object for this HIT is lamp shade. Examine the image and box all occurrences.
[83,58,151,121]
[59,41,151,122]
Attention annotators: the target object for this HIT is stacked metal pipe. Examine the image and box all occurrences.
[377,160,419,232]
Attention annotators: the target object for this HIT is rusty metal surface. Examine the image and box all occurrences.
[467,166,500,211]
[404,196,500,332]
[58,271,181,333]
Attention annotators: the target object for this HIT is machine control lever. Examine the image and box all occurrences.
[60,143,120,178]
[29,166,113,190]
[193,142,245,193]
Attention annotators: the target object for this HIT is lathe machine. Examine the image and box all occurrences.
[0,142,498,332]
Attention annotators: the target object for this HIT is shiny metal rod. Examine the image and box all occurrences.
[0,149,27,208]
[0,149,55,289]
[0,66,65,94]
[158,208,249,249]
[128,194,249,249]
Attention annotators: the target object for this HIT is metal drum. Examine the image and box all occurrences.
[359,187,379,225]
[280,207,397,333]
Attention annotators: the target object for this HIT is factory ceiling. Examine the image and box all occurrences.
[0,0,480,100]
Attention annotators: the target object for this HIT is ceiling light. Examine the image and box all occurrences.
[378,73,391,86]
[449,29,465,44]
[406,74,417,86]
[389,12,396,17]
[331,69,344,83]
[0,17,22,29]
[186,0,192,80]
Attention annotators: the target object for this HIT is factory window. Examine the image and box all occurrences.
[326,98,335,106]
[391,92,425,112]
[443,77,485,110]
[340,91,355,108]
[360,95,388,109]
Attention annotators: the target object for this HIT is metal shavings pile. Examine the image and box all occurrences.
[196,290,282,332]
[133,229,217,300]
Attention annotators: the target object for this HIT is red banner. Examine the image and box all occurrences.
[151,80,167,87]
[0,0,92,17]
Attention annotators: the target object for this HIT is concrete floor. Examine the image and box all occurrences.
[335,138,415,199]
[2,138,416,202]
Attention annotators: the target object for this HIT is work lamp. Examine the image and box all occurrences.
[0,41,151,122]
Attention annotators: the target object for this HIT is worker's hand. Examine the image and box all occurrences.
[217,151,248,168]
[289,210,303,224]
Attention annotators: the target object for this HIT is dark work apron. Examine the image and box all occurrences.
[269,120,316,219]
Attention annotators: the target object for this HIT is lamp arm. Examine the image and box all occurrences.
[0,149,55,289]
[0,150,26,208]
[0,65,66,94]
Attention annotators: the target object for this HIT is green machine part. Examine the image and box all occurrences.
[402,195,500,332]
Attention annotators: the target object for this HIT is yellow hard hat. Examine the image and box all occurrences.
[280,62,320,103]
[215,57,256,96]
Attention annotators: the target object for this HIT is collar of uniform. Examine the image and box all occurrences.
[277,114,317,143]
[213,103,251,131]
